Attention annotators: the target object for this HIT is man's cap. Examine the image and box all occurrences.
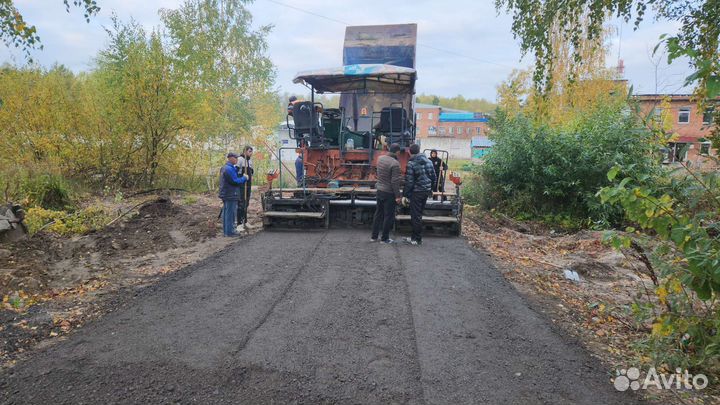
[227,152,239,158]
[409,144,421,154]
[289,96,297,102]
[389,143,400,153]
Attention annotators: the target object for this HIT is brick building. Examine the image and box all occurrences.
[415,103,490,139]
[636,94,717,167]
[413,103,492,159]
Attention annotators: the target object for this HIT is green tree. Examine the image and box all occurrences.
[496,21,622,127]
[1,1,100,57]
[160,0,275,149]
[96,16,197,186]
[1,0,277,195]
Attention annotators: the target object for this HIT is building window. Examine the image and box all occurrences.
[449,127,454,135]
[700,142,711,155]
[703,108,714,125]
[457,127,463,135]
[652,108,663,124]
[438,127,446,135]
[417,126,421,134]
[428,112,433,120]
[678,107,691,124]
[476,127,482,135]
[417,113,422,120]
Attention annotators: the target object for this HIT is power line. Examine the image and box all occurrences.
[417,44,511,69]
[265,0,351,25]
[263,0,514,69]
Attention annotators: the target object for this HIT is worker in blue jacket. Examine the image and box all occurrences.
[218,152,248,236]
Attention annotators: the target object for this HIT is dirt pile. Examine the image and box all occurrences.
[0,192,263,364]
[0,196,216,297]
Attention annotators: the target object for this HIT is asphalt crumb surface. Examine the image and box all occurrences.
[0,229,644,404]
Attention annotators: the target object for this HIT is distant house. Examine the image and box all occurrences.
[635,94,717,167]
[274,120,297,162]
[415,103,490,139]
[471,136,495,160]
[415,103,491,159]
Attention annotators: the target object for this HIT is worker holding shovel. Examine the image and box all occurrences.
[429,149,448,201]
[236,146,255,232]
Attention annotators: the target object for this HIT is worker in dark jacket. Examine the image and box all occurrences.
[236,146,254,231]
[403,143,436,245]
[371,143,404,244]
[219,152,248,236]
[287,95,300,116]
[429,149,448,200]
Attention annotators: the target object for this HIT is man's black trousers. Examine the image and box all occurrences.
[410,191,430,242]
[371,191,397,241]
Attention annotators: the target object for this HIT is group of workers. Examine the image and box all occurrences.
[218,146,255,237]
[217,96,449,238]
[218,141,447,244]
[371,144,445,245]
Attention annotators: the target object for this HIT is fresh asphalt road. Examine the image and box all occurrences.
[0,229,642,404]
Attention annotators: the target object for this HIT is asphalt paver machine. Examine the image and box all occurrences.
[262,24,463,235]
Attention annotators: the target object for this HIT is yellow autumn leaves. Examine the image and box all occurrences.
[652,279,684,337]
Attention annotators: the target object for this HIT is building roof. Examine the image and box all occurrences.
[440,112,489,122]
[634,94,695,101]
[415,101,490,122]
[415,102,471,113]
[634,94,720,102]
[415,102,441,109]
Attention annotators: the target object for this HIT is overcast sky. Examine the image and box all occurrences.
[4,0,692,100]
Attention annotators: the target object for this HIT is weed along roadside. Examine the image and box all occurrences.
[461,208,717,403]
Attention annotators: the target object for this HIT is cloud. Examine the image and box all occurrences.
[603,16,691,94]
[2,0,693,100]
[249,0,532,99]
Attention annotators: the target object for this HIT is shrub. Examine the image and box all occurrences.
[600,165,720,377]
[473,103,660,226]
[460,173,485,206]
